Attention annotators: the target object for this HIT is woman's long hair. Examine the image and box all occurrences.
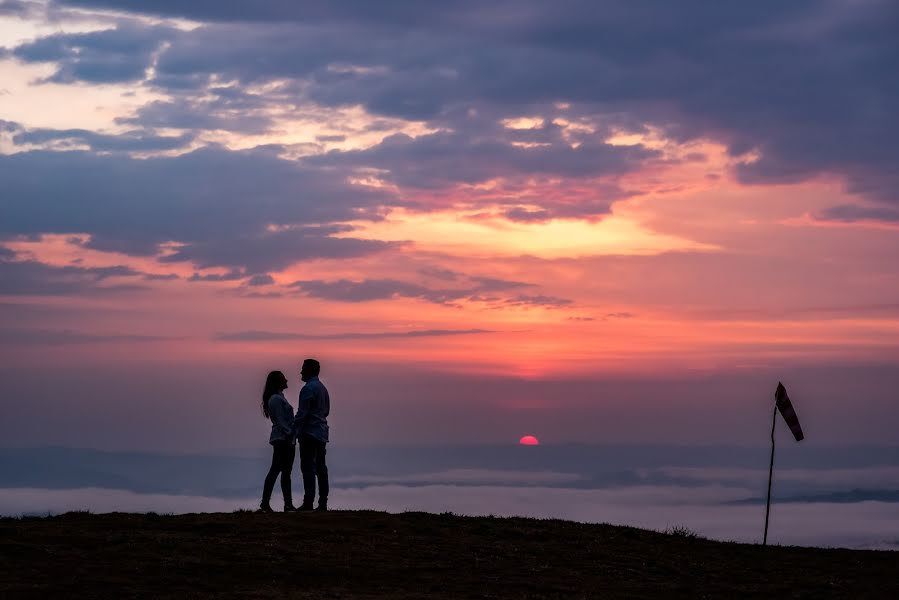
[261,371,285,418]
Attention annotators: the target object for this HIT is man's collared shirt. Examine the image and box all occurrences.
[293,376,330,443]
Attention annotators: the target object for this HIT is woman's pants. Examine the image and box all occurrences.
[262,439,295,507]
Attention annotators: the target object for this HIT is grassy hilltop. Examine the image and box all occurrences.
[1,510,897,598]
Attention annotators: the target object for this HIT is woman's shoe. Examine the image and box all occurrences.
[259,502,275,513]
[284,504,298,512]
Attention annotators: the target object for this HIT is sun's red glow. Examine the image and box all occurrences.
[519,435,540,446]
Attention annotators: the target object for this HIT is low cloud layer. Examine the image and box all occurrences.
[2,483,897,550]
[2,443,898,549]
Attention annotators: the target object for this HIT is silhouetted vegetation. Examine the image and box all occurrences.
[664,524,705,539]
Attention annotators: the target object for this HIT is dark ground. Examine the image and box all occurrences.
[1,510,897,599]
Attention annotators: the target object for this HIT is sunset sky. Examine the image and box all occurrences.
[1,0,898,451]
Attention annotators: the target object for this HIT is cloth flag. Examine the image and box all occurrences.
[775,382,804,442]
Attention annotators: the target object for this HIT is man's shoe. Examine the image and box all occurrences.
[259,503,275,513]
[284,504,298,512]
[296,503,314,512]
[314,501,328,512]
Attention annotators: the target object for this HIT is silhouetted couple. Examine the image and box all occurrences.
[260,358,330,513]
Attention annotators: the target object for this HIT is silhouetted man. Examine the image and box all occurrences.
[293,358,330,511]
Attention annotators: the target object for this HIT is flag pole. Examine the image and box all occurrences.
[763,401,777,546]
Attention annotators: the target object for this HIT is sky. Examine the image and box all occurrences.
[1,0,898,452]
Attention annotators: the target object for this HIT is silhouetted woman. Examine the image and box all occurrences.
[260,370,297,512]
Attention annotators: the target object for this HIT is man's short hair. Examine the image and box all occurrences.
[302,358,321,376]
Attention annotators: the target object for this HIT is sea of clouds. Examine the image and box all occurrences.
[2,445,898,550]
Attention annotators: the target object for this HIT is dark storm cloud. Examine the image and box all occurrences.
[1,0,893,286]
[186,270,244,282]
[0,258,145,296]
[51,0,496,25]
[245,274,275,287]
[308,127,656,190]
[214,328,495,341]
[467,276,534,292]
[815,204,899,223]
[39,0,897,214]
[0,146,394,272]
[0,329,174,344]
[12,126,194,152]
[417,267,460,281]
[161,227,398,274]
[503,207,552,223]
[290,278,455,303]
[116,97,276,135]
[0,0,38,17]
[290,277,570,307]
[10,22,178,83]
[142,273,179,281]
[501,294,572,308]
